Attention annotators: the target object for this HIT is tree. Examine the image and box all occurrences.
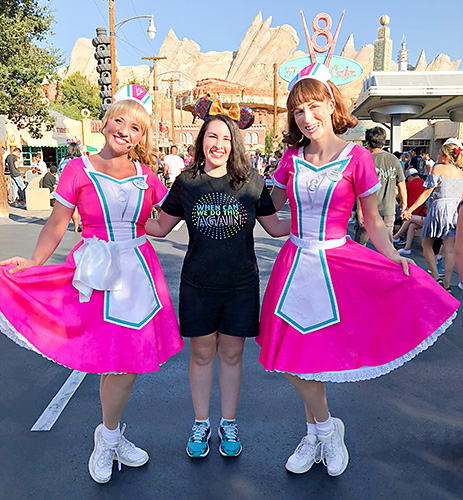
[52,72,101,120]
[0,0,62,138]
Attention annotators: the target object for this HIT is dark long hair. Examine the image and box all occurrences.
[283,78,358,149]
[187,115,251,189]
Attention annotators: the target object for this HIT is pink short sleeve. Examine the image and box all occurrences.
[53,158,81,209]
[273,149,295,189]
[353,148,381,198]
[146,169,168,207]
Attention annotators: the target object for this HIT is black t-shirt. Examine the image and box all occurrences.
[162,168,276,289]
[410,155,425,176]
[5,154,20,177]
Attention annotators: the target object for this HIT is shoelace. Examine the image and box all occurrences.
[320,435,337,466]
[98,438,121,471]
[117,424,135,454]
[190,424,208,443]
[221,422,239,442]
[295,436,321,460]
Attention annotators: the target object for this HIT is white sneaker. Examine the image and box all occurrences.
[88,424,118,484]
[285,434,321,474]
[398,248,411,255]
[116,424,149,467]
[318,418,349,477]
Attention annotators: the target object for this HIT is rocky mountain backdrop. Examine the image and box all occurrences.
[61,12,461,103]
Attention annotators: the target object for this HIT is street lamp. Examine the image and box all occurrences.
[108,0,156,99]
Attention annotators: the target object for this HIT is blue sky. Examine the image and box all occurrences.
[45,0,461,70]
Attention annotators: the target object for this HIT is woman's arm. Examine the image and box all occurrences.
[455,205,463,282]
[145,210,182,238]
[0,202,74,273]
[270,186,288,211]
[257,213,291,238]
[360,193,411,276]
[401,187,434,220]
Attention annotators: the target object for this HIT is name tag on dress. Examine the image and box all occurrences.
[133,178,148,190]
[326,169,343,182]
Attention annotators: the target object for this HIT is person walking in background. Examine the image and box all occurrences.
[5,147,25,206]
[163,145,184,187]
[354,126,407,245]
[402,138,463,292]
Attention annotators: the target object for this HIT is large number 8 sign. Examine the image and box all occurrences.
[311,14,333,53]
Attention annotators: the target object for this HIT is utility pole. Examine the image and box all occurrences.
[163,77,178,145]
[109,0,117,100]
[273,62,278,137]
[142,54,167,149]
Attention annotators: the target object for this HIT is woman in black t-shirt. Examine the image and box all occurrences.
[146,115,290,459]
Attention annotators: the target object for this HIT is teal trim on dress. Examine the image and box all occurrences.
[103,247,162,329]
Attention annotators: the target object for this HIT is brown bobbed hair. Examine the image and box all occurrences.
[100,100,157,167]
[441,142,463,166]
[187,115,251,189]
[283,78,358,149]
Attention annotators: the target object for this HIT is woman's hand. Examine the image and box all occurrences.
[385,253,414,276]
[401,208,412,221]
[0,256,38,274]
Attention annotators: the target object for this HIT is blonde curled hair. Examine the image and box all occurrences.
[441,142,463,166]
[100,100,157,167]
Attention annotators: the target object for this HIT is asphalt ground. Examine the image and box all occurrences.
[0,206,462,500]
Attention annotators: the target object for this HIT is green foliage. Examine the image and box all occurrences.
[0,0,62,137]
[52,72,101,120]
[265,130,283,157]
[126,73,150,91]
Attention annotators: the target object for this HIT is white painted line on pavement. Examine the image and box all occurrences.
[31,370,87,432]
[173,220,185,231]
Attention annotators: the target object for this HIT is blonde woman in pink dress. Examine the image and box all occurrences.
[256,63,459,477]
[0,85,183,484]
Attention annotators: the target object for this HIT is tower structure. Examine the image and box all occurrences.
[397,35,409,71]
[373,15,393,71]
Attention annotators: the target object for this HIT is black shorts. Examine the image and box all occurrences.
[179,280,259,338]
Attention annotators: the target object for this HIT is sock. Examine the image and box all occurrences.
[306,422,318,436]
[195,418,210,427]
[315,414,335,437]
[220,417,236,426]
[102,423,120,443]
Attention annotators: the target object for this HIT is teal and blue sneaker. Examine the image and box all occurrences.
[218,420,242,457]
[186,421,211,458]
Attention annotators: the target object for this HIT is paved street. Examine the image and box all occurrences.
[0,207,462,500]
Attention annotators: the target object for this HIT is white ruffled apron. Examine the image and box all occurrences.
[274,149,352,334]
[71,161,162,330]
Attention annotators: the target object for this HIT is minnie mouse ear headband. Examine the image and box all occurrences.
[66,138,82,146]
[195,96,254,129]
[113,84,153,115]
[288,62,334,99]
[443,137,463,155]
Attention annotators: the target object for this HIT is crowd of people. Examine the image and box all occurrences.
[0,59,461,488]
[361,139,463,294]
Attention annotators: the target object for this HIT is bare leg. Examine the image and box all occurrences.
[217,333,245,420]
[283,374,329,422]
[100,373,137,430]
[403,222,419,250]
[189,333,218,420]
[442,236,456,289]
[422,237,439,279]
[393,220,411,240]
